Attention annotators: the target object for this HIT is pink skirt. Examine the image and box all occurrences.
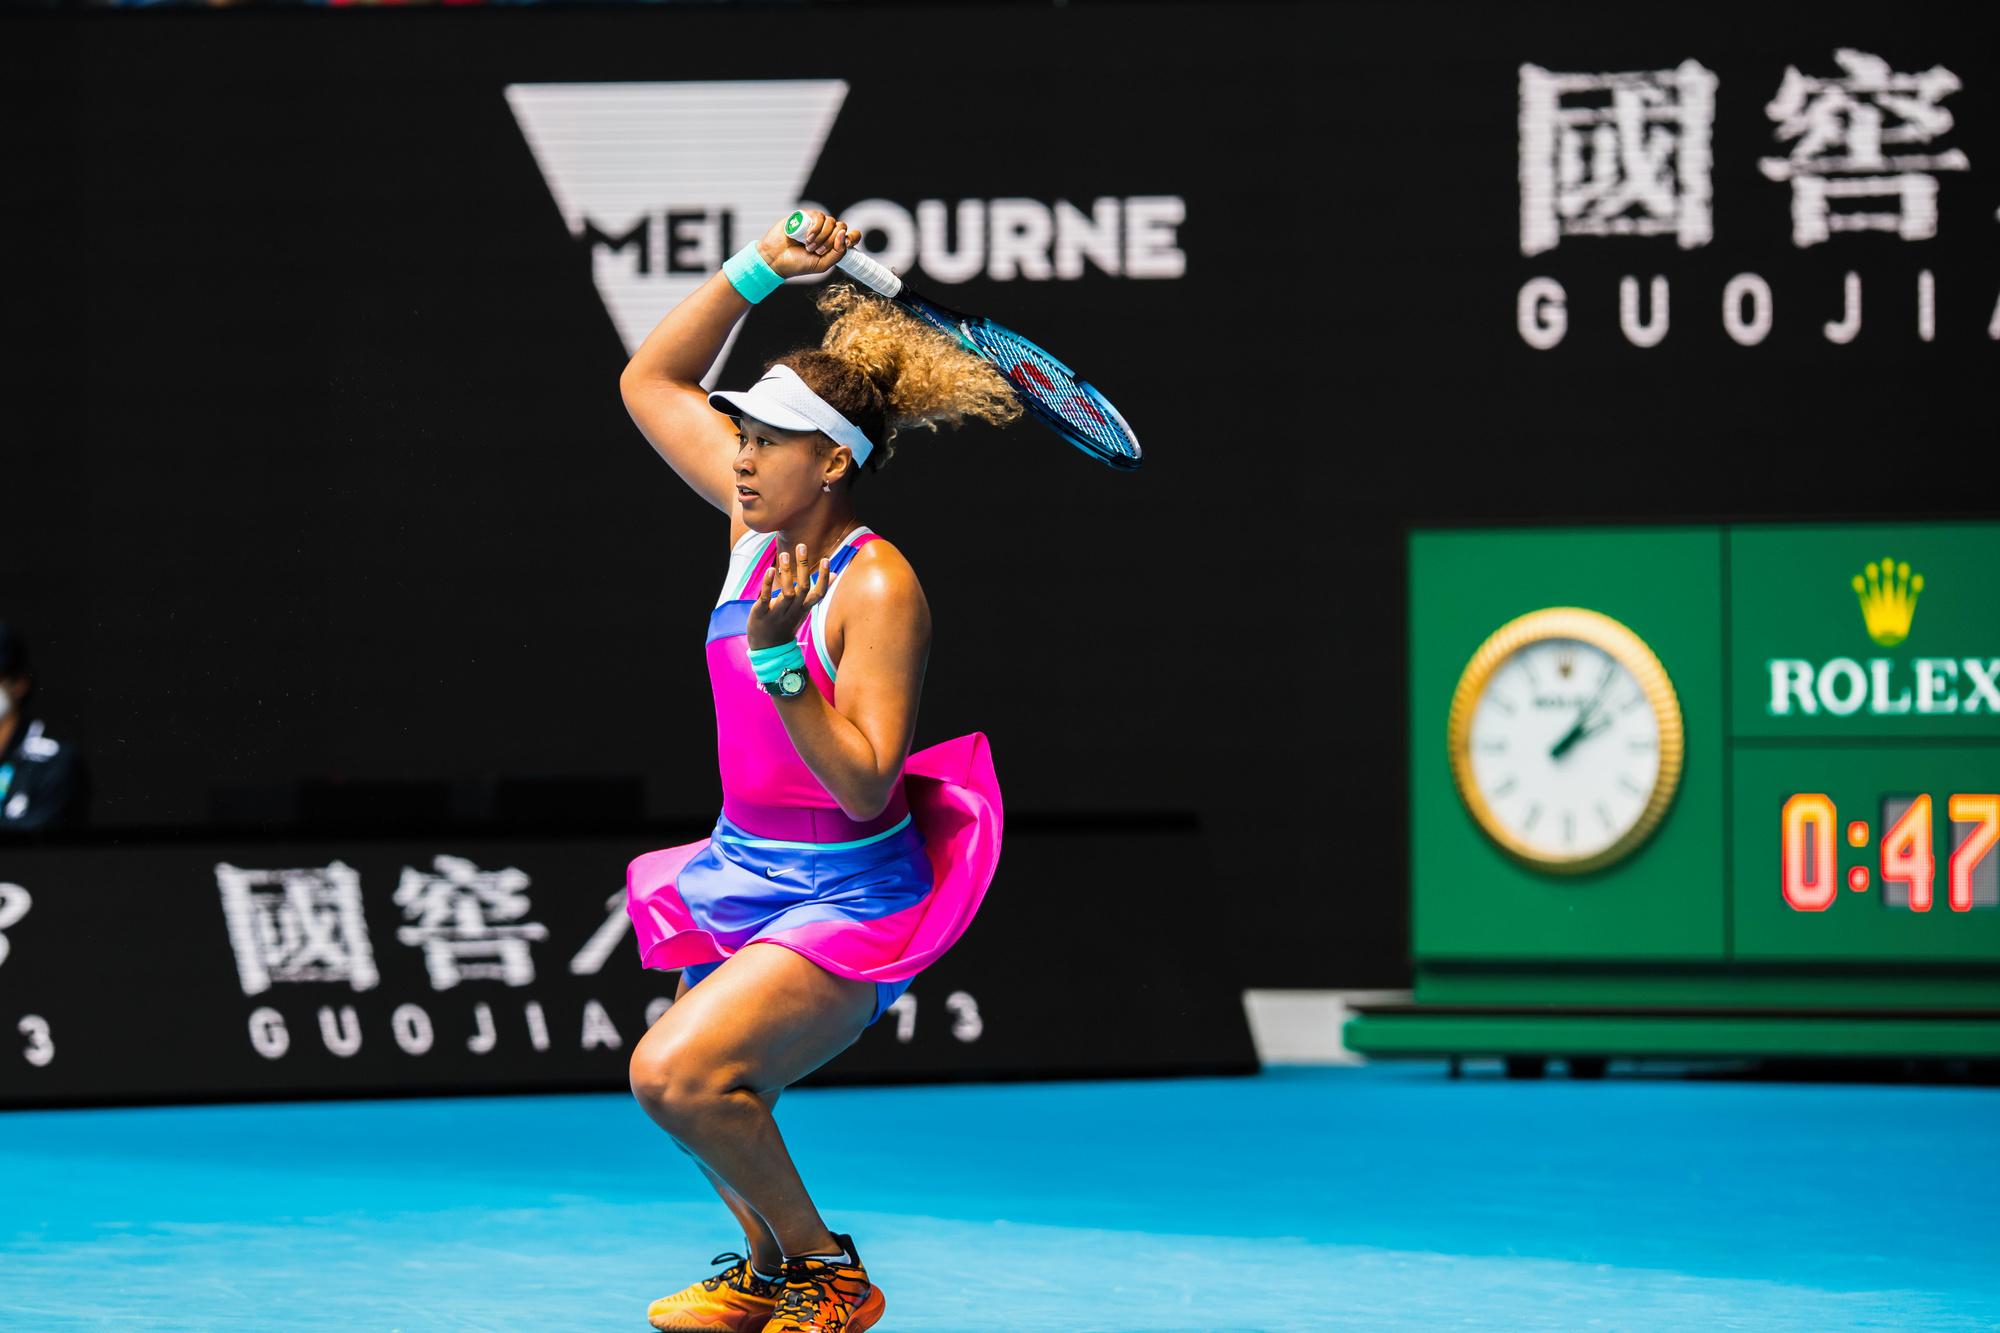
[625,732,1003,984]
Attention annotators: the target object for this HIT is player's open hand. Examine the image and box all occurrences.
[745,544,832,649]
[756,211,860,279]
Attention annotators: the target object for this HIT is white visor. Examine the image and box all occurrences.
[709,364,875,467]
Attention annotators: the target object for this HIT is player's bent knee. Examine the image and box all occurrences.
[628,1040,744,1133]
[628,1040,690,1111]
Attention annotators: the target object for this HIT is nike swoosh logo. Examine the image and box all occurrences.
[765,866,789,878]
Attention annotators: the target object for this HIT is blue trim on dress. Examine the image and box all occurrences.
[707,599,752,644]
[714,813,914,852]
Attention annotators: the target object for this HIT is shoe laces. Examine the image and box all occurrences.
[700,1251,778,1298]
[773,1253,867,1330]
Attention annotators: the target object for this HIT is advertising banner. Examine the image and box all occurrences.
[0,825,1253,1107]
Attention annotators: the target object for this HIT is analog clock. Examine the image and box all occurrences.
[1448,607,1685,873]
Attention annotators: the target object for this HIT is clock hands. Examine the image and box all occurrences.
[1547,719,1588,761]
[1572,711,1616,746]
[1549,667,1618,761]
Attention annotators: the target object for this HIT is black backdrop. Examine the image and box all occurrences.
[5,2,1999,1004]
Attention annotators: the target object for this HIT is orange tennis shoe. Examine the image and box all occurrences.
[646,1250,783,1332]
[761,1234,885,1333]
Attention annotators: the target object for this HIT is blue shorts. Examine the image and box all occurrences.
[680,955,913,1028]
[671,811,931,1029]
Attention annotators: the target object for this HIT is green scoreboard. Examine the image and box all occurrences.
[1346,522,2000,1066]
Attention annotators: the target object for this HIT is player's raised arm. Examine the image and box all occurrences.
[617,212,860,513]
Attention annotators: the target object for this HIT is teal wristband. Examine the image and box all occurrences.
[723,243,785,304]
[747,640,807,685]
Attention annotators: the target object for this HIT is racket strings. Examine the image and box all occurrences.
[965,324,1140,463]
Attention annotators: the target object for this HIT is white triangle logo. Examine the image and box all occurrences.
[505,80,849,386]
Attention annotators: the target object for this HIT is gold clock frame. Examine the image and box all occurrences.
[1447,606,1686,875]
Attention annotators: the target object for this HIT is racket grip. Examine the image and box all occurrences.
[832,247,904,299]
[784,209,904,299]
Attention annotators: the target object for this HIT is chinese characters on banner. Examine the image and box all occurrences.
[215,857,640,998]
[1,881,53,1069]
[213,855,632,1062]
[215,861,381,996]
[1761,50,1969,247]
[394,855,548,990]
[1517,49,1986,349]
[1523,48,1969,254]
[1519,60,1718,258]
[0,880,31,971]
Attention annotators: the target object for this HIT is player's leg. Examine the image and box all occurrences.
[688,1129,781,1267]
[630,941,874,1258]
[643,974,793,1331]
[667,969,790,1272]
[633,944,886,1331]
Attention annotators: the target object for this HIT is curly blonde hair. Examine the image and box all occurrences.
[770,283,1022,476]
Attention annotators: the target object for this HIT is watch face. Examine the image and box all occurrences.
[1449,608,1685,873]
[779,667,806,694]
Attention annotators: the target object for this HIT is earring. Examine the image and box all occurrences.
[822,483,831,493]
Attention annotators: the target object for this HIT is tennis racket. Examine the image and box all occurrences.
[784,209,1142,471]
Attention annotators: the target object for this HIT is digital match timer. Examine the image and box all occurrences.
[1779,792,2000,913]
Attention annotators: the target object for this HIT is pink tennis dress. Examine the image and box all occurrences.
[625,526,1004,1024]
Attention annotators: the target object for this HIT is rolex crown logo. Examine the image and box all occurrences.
[1852,556,1923,648]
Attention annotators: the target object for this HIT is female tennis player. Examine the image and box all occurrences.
[619,211,1013,1333]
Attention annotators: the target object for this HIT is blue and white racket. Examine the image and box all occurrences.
[785,210,1143,471]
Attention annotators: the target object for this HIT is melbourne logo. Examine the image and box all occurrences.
[505,80,1185,384]
[1768,555,1998,717]
[1853,555,1923,647]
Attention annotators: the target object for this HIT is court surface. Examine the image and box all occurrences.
[5,1064,1997,1331]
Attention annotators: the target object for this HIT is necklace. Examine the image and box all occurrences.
[791,522,858,584]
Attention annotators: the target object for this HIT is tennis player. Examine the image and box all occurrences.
[619,211,1013,1333]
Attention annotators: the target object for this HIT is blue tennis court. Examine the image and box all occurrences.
[6,1064,1997,1331]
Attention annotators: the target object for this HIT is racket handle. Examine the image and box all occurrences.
[784,209,904,299]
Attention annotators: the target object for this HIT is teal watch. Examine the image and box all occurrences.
[761,665,809,699]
